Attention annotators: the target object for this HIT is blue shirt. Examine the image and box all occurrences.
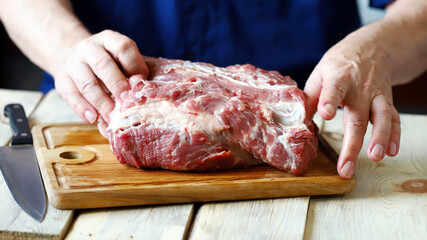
[40,0,391,93]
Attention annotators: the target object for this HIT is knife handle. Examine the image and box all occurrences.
[4,104,33,145]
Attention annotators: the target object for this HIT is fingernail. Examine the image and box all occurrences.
[388,142,397,155]
[85,110,96,123]
[341,161,355,179]
[371,144,384,160]
[323,103,335,117]
[120,90,129,102]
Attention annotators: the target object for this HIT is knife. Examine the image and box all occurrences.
[0,103,47,222]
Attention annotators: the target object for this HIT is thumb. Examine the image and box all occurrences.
[125,54,149,78]
[99,30,149,78]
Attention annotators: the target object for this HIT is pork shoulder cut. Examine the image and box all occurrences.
[107,57,318,174]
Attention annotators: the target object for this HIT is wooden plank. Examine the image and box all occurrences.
[65,205,194,240]
[187,114,326,240]
[0,89,74,239]
[304,110,427,240]
[30,113,350,210]
[189,197,310,240]
[31,122,353,210]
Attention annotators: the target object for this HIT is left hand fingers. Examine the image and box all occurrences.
[368,94,395,161]
[303,67,322,119]
[386,106,401,157]
[317,73,349,120]
[338,104,369,179]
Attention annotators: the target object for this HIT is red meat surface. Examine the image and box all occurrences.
[107,57,318,174]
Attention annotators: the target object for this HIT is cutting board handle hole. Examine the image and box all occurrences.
[59,151,82,159]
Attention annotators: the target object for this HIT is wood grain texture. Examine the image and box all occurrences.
[189,197,310,240]
[31,121,354,209]
[304,110,427,240]
[65,204,194,240]
[0,89,74,240]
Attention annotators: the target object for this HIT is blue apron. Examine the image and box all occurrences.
[40,0,392,93]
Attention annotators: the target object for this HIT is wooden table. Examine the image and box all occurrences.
[1,89,426,240]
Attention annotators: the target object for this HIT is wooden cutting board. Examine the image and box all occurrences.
[32,123,355,209]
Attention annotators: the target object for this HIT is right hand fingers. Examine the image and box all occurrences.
[55,71,99,124]
[66,57,114,123]
[55,30,149,124]
[85,30,148,103]
[76,33,124,103]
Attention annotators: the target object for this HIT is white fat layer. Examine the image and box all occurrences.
[266,100,307,170]
[267,101,306,126]
[108,99,224,135]
[163,62,292,91]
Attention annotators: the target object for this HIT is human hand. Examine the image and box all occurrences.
[304,25,401,179]
[53,30,149,135]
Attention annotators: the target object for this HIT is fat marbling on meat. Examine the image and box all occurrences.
[107,57,318,174]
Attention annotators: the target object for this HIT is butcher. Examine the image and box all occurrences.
[0,0,426,179]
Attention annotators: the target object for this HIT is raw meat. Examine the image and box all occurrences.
[107,57,318,175]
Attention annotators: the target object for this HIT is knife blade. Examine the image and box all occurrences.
[0,103,47,222]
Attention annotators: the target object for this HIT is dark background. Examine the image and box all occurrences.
[0,23,43,91]
[1,20,426,114]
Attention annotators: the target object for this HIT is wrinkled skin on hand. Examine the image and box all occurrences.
[304,28,401,179]
[53,30,149,136]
